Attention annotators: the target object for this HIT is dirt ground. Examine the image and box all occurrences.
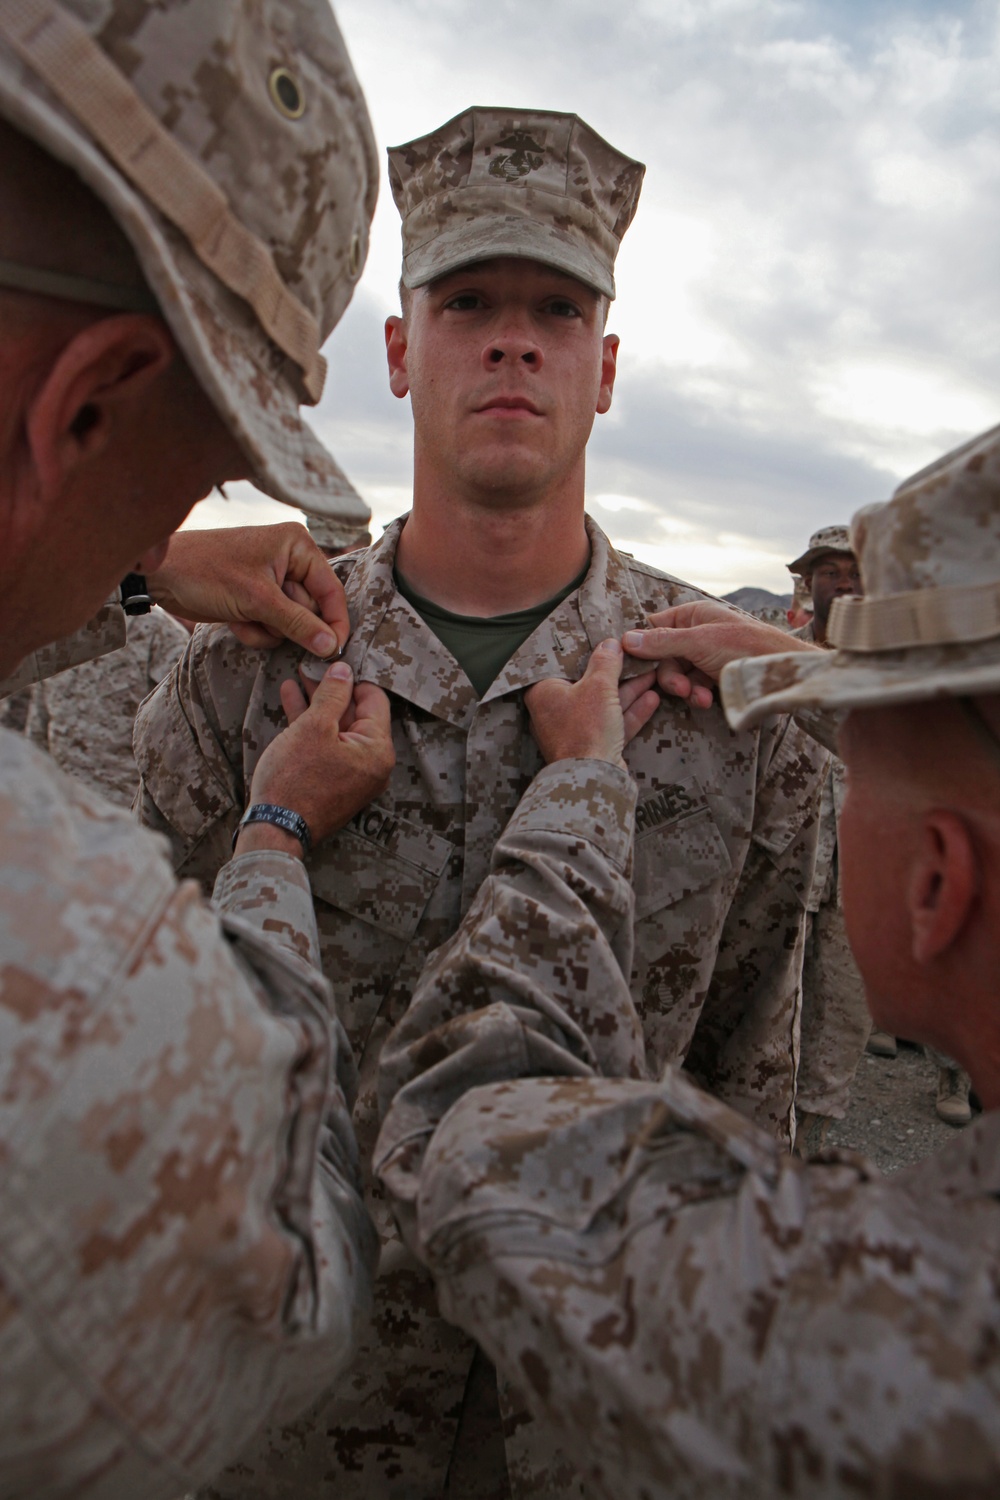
[826,1041,971,1172]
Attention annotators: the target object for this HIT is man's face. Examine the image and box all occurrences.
[808,551,862,626]
[385,257,618,506]
[0,310,247,664]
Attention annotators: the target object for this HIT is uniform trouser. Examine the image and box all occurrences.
[797,897,870,1119]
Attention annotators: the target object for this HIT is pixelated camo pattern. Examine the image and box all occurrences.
[403,1066,1000,1499]
[24,608,187,807]
[134,515,827,1499]
[0,599,125,700]
[0,727,376,1496]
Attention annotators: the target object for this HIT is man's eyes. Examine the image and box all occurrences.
[441,294,584,317]
[545,298,583,318]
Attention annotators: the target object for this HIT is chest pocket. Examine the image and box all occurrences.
[633,778,733,919]
[307,807,453,943]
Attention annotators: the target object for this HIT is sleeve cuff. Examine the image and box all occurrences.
[213,851,322,970]
[504,759,636,873]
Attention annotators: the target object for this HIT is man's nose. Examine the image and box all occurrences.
[483,320,543,370]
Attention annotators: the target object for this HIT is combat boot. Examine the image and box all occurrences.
[794,1110,832,1158]
[936,1067,972,1126]
[866,1029,897,1058]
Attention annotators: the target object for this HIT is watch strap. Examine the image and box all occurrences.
[233,803,312,855]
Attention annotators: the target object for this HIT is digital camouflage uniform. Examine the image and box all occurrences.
[376,424,1000,1499]
[0,647,377,1497]
[24,608,188,807]
[135,515,825,1498]
[0,0,382,1493]
[791,617,868,1133]
[135,104,822,1500]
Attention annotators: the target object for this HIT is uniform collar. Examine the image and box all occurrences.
[337,513,653,723]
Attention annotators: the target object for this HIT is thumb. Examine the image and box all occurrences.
[303,660,355,723]
[263,593,342,658]
[582,636,625,687]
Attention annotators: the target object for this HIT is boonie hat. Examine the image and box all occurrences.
[723,423,1000,729]
[388,107,644,300]
[304,506,371,553]
[787,525,854,577]
[0,0,377,522]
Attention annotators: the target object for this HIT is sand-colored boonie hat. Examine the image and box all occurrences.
[723,423,1000,729]
[787,525,854,577]
[304,506,371,552]
[0,0,377,522]
[388,107,644,300]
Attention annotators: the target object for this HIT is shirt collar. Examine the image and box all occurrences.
[337,513,654,719]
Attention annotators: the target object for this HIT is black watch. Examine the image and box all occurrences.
[120,572,153,616]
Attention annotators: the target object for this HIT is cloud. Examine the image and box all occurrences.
[195,2,1000,594]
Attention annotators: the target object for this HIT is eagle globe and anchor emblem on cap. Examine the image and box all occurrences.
[488,128,545,181]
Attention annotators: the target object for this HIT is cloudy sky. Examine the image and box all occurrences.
[189,0,1000,595]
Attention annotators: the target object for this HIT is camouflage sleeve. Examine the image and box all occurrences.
[406,1070,1000,1500]
[0,598,126,699]
[376,758,645,1250]
[133,623,260,884]
[144,607,189,687]
[686,714,827,1145]
[0,738,376,1496]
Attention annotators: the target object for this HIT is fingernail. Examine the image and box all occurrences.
[310,629,339,657]
[623,632,643,650]
[327,661,352,680]
[599,637,623,655]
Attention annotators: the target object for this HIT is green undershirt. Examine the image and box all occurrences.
[395,562,589,698]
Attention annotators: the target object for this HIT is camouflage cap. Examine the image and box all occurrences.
[388,107,644,300]
[0,0,377,523]
[787,525,854,577]
[723,424,1000,728]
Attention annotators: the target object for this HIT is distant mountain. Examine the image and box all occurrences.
[723,587,792,613]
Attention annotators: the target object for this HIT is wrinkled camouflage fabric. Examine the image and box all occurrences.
[396,1069,1000,1500]
[135,514,826,1499]
[0,599,125,700]
[376,810,1000,1499]
[25,609,187,807]
[0,727,376,1499]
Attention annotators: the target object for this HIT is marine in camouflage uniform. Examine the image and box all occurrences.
[23,607,188,806]
[787,527,869,1152]
[0,1,386,1493]
[378,423,1000,1499]
[135,108,825,1498]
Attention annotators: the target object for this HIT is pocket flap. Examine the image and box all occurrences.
[307,807,453,942]
[633,780,732,918]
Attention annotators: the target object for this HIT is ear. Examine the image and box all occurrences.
[385,314,410,399]
[25,315,175,500]
[909,810,979,964]
[596,333,619,415]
